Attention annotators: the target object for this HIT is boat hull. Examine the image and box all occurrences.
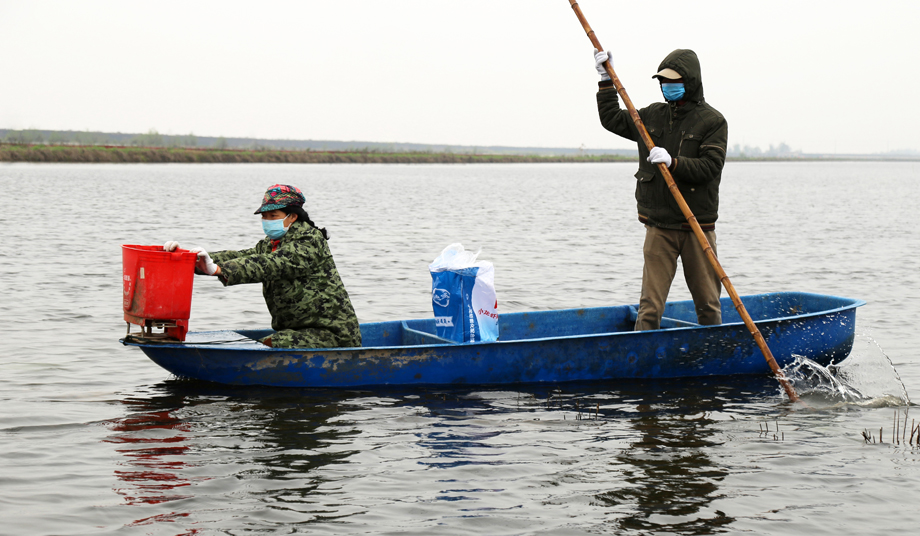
[123,292,864,388]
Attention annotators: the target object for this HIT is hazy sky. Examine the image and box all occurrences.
[2,0,917,154]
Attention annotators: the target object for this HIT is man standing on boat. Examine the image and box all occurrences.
[594,49,728,330]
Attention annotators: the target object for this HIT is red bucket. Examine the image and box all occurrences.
[122,245,198,340]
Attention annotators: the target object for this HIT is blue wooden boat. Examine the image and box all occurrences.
[121,292,865,388]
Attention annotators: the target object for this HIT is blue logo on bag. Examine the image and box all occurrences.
[432,288,450,308]
[429,243,499,343]
[430,268,482,342]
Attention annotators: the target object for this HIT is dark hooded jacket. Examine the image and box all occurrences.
[597,49,727,229]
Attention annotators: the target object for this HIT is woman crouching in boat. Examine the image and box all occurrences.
[164,184,362,349]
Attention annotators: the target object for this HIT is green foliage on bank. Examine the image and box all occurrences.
[0,143,635,164]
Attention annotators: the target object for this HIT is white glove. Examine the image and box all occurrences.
[189,247,219,276]
[163,241,180,252]
[594,48,611,81]
[648,146,672,168]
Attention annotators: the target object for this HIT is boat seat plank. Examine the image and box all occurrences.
[401,322,459,346]
[628,306,700,328]
[660,317,700,328]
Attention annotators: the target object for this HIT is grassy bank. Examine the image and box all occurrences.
[0,144,635,164]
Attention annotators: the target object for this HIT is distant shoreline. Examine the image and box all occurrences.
[0,144,634,164]
[1,143,917,164]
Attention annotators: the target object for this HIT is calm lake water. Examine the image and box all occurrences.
[1,161,918,534]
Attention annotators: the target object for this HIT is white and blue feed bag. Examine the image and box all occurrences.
[429,243,498,342]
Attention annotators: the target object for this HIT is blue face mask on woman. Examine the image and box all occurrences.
[262,216,290,240]
[661,82,686,102]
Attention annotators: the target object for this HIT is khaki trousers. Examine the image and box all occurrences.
[635,226,722,331]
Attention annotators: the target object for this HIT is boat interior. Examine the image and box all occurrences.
[356,292,861,347]
[229,292,861,349]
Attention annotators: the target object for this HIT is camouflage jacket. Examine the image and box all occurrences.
[211,221,362,349]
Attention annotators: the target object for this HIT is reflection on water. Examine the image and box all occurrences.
[596,382,734,534]
[105,382,361,531]
[100,378,781,534]
[106,408,195,506]
[105,391,201,532]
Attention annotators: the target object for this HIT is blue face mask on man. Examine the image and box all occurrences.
[262,216,291,240]
[661,82,686,102]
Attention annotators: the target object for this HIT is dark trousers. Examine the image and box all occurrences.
[635,226,722,331]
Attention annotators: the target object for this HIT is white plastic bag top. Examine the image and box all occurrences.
[428,243,489,272]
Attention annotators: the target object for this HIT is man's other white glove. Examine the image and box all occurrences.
[189,247,220,276]
[648,147,672,168]
[594,48,611,81]
[163,241,180,252]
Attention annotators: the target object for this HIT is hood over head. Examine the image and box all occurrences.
[653,49,704,102]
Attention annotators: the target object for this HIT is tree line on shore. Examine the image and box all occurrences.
[0,143,633,164]
[0,128,636,163]
[3,128,916,162]
[0,128,633,157]
[2,128,207,149]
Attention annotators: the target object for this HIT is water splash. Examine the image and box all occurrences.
[783,332,910,407]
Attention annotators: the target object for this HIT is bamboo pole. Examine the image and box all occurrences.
[567,0,800,402]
